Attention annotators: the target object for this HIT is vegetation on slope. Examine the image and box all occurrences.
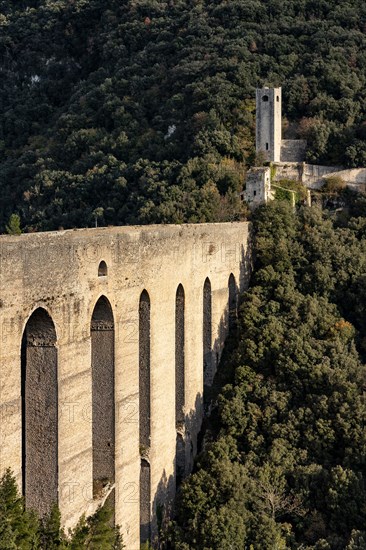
[168,200,366,549]
[0,469,123,549]
[3,1,366,230]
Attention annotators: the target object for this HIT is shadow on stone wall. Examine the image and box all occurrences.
[149,238,253,547]
[149,392,203,548]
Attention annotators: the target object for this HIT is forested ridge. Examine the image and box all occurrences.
[3,0,366,231]
[167,199,366,549]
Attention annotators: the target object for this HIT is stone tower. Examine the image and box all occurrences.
[256,87,282,162]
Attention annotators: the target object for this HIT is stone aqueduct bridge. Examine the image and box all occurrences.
[0,221,251,548]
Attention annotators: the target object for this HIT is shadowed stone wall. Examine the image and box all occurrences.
[175,285,185,428]
[175,433,185,487]
[203,277,212,405]
[22,308,58,517]
[139,290,151,543]
[139,290,151,451]
[280,139,307,162]
[228,274,237,330]
[91,297,115,495]
[140,459,151,544]
[175,285,186,485]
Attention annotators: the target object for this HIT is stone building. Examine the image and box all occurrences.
[253,85,366,201]
[243,167,272,207]
[256,86,306,164]
[256,87,282,162]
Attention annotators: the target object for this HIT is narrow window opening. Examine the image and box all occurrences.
[98,261,108,277]
[253,190,257,197]
[266,143,269,150]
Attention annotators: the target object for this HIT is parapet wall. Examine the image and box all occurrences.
[0,222,251,549]
[273,162,366,191]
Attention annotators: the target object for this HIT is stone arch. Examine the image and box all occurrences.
[176,433,185,487]
[90,296,115,499]
[98,260,108,277]
[228,273,237,329]
[21,307,58,516]
[140,459,151,544]
[175,284,185,428]
[203,277,212,406]
[175,284,185,486]
[139,290,151,450]
[139,290,151,544]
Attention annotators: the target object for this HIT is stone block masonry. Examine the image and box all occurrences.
[0,221,251,549]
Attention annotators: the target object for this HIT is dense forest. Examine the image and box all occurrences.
[168,198,366,549]
[3,0,366,230]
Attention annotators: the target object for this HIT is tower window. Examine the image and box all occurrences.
[253,190,257,196]
[266,143,269,150]
[262,95,269,102]
[276,95,280,102]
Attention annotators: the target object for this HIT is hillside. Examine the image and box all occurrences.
[168,200,366,549]
[2,0,366,231]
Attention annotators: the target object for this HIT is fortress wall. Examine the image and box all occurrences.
[302,164,344,188]
[0,221,251,549]
[301,166,366,190]
[272,162,304,182]
[329,168,366,186]
[273,162,346,188]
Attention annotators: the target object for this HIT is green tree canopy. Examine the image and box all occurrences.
[169,202,366,549]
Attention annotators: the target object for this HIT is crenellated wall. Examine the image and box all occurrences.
[0,222,251,549]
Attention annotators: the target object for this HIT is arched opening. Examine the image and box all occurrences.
[228,274,237,330]
[98,261,108,277]
[139,290,151,544]
[176,433,185,487]
[175,284,185,486]
[139,290,151,450]
[21,308,58,517]
[203,278,212,408]
[262,95,269,102]
[175,284,185,428]
[140,459,151,544]
[91,296,115,500]
[266,142,269,150]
